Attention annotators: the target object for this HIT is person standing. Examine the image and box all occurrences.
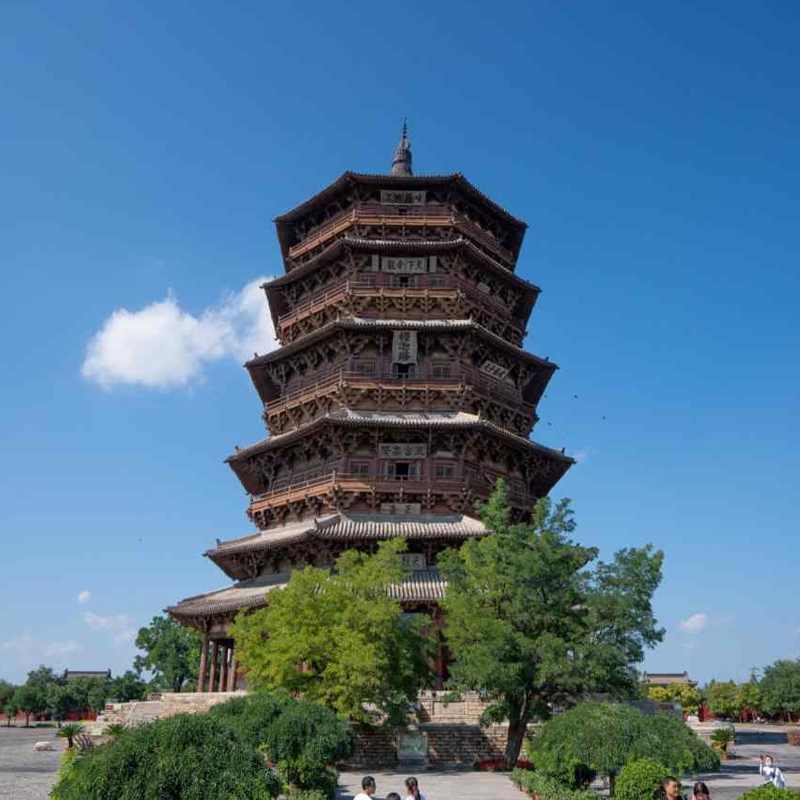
[692,781,711,800]
[404,776,426,800]
[760,755,787,788]
[354,775,377,800]
[661,776,683,800]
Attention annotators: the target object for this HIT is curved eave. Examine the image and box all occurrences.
[261,236,541,329]
[273,172,527,263]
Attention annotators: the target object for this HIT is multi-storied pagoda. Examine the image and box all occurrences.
[168,130,573,693]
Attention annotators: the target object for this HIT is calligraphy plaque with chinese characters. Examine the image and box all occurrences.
[392,330,418,364]
[380,189,426,205]
[400,553,427,571]
[479,360,510,380]
[378,443,427,459]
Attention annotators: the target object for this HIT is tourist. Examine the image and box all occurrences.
[404,776,426,800]
[692,780,711,800]
[760,755,787,788]
[661,776,683,800]
[386,794,402,800]
[354,775,377,799]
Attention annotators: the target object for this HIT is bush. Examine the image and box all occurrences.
[511,769,599,800]
[710,727,735,746]
[50,713,282,799]
[615,758,669,800]
[739,787,800,800]
[208,691,293,751]
[262,700,352,794]
[632,713,719,774]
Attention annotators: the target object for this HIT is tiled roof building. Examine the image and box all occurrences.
[167,130,572,692]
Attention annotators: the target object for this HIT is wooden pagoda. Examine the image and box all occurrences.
[167,129,573,692]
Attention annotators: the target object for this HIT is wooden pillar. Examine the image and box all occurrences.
[208,641,219,693]
[219,646,229,693]
[197,634,208,693]
[227,645,237,692]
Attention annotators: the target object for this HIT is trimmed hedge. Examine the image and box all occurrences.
[739,788,800,800]
[615,758,670,800]
[50,713,282,800]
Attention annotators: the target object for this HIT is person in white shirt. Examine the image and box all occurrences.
[760,755,787,789]
[354,775,377,800]
[404,775,427,800]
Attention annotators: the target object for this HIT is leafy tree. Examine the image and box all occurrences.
[134,615,202,693]
[107,670,147,702]
[4,697,19,726]
[87,682,108,713]
[647,687,671,703]
[707,680,739,719]
[528,701,718,796]
[56,722,84,748]
[438,482,664,764]
[0,680,16,710]
[615,758,670,800]
[26,665,61,693]
[736,681,762,721]
[12,684,46,727]
[670,683,702,715]
[46,683,78,727]
[760,659,800,721]
[230,537,433,724]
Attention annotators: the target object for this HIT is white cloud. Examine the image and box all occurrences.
[0,633,33,654]
[678,613,708,634]
[81,276,277,390]
[45,640,79,657]
[84,612,137,644]
[77,590,91,604]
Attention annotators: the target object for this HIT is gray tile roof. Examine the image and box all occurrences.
[167,568,447,618]
[206,513,486,558]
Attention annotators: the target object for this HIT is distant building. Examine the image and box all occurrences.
[63,669,111,682]
[642,671,698,689]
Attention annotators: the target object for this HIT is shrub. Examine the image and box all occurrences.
[511,769,599,800]
[739,787,800,800]
[50,713,281,799]
[615,758,669,800]
[56,723,83,749]
[710,727,735,747]
[208,691,293,751]
[261,700,353,794]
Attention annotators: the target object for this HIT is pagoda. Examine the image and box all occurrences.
[167,128,573,693]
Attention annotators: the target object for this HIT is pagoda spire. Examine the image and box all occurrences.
[390,120,413,177]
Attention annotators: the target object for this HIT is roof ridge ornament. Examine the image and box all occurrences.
[390,120,413,177]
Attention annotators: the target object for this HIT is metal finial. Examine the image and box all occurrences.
[391,120,413,177]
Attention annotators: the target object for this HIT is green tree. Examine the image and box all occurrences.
[670,683,702,716]
[0,680,15,709]
[107,670,147,702]
[13,684,46,727]
[707,680,739,719]
[438,482,664,764]
[25,665,61,693]
[736,681,762,722]
[647,686,671,703]
[230,538,433,724]
[4,696,19,726]
[46,683,78,727]
[134,615,202,693]
[760,660,800,721]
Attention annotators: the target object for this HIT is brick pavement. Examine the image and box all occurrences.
[0,725,62,800]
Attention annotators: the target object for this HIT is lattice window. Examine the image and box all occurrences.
[350,461,371,478]
[435,462,455,480]
[353,361,377,375]
[432,363,451,379]
[384,462,421,480]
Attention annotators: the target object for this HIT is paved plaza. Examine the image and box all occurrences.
[2,723,800,800]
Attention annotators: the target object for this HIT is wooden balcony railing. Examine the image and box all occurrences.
[287,203,515,265]
[264,367,533,417]
[277,272,519,334]
[249,471,530,511]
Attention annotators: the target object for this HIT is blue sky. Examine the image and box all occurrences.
[1,1,798,685]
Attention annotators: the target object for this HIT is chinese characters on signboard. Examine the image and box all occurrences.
[380,502,422,515]
[383,257,428,274]
[378,443,427,459]
[392,330,418,364]
[400,553,427,571]
[479,360,510,381]
[380,189,426,205]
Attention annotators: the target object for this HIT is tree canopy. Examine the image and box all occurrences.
[438,481,664,764]
[230,537,432,724]
[760,659,800,720]
[134,615,202,693]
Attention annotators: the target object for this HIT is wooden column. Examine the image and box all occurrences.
[197,634,209,693]
[227,645,237,692]
[219,646,229,693]
[208,641,219,693]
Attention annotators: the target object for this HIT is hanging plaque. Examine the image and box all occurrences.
[381,256,428,274]
[380,189,426,205]
[378,443,427,459]
[479,360,510,380]
[381,502,422,515]
[392,330,418,364]
[400,554,427,571]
